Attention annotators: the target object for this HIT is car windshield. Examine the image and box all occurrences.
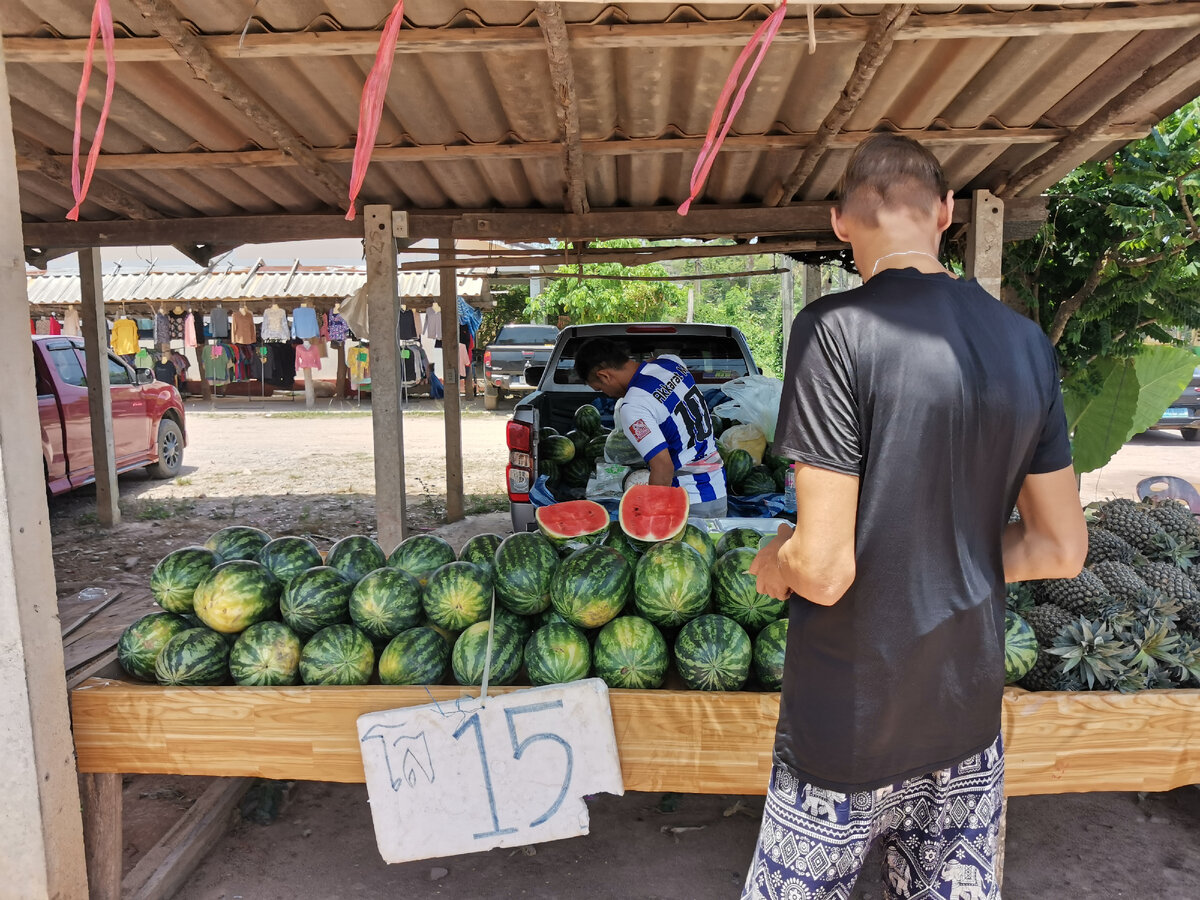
[493,326,559,346]
[553,334,751,385]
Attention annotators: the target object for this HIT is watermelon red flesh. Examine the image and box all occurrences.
[619,485,690,547]
[536,500,611,544]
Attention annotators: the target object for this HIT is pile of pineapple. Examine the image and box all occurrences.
[1009,497,1200,692]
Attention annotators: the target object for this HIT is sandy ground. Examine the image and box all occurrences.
[48,404,1200,899]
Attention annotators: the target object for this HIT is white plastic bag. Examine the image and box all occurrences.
[717,423,767,465]
[586,461,631,500]
[713,375,783,442]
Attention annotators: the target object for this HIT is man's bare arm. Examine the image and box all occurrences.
[1003,466,1087,582]
[645,449,676,487]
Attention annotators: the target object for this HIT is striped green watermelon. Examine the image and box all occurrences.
[540,426,559,440]
[599,522,640,566]
[525,623,591,685]
[535,607,572,629]
[634,541,710,627]
[675,614,751,691]
[281,566,354,637]
[550,546,632,628]
[155,627,230,686]
[191,560,281,634]
[712,548,785,631]
[256,537,323,583]
[494,532,558,615]
[753,619,789,691]
[423,561,492,631]
[150,547,220,614]
[725,449,754,488]
[452,620,523,686]
[326,535,386,585]
[593,616,669,689]
[299,624,375,685]
[118,612,193,680]
[1005,610,1038,684]
[565,429,591,459]
[378,626,450,685]
[603,428,642,466]
[494,606,536,643]
[459,533,504,580]
[540,434,576,463]
[204,525,271,562]
[562,457,593,488]
[585,434,608,461]
[740,467,777,496]
[349,567,424,640]
[574,403,603,437]
[229,621,302,686]
[676,524,716,569]
[387,534,457,587]
[539,459,561,481]
[715,528,762,557]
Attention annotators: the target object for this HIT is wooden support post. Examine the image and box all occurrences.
[965,189,1005,299]
[535,1,589,215]
[79,773,122,900]
[802,264,823,308]
[0,28,88,897]
[303,367,315,408]
[440,240,465,523]
[780,262,795,362]
[335,342,348,400]
[364,205,407,550]
[78,248,120,526]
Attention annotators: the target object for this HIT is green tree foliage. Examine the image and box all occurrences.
[689,255,784,377]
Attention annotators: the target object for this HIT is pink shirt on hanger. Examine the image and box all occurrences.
[296,344,322,371]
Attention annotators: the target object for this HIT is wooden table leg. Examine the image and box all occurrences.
[79,772,122,900]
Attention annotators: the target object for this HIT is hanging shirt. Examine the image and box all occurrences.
[154,312,170,345]
[154,361,177,385]
[292,306,320,340]
[231,309,256,345]
[134,348,154,370]
[327,311,350,342]
[348,347,370,387]
[423,308,442,341]
[111,318,140,356]
[261,307,291,342]
[397,308,419,341]
[319,312,331,343]
[168,313,185,340]
[63,308,81,336]
[203,345,233,382]
[296,343,322,371]
[209,306,230,338]
[34,317,50,335]
[184,313,198,348]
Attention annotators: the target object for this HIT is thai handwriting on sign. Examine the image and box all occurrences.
[677,385,714,450]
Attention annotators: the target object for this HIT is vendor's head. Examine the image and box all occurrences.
[830,134,954,280]
[575,338,637,398]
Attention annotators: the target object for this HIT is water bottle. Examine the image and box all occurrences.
[782,466,796,515]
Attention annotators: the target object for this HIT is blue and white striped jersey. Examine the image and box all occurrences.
[619,355,726,504]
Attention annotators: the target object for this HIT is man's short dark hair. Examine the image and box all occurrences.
[836,133,950,226]
[574,338,630,383]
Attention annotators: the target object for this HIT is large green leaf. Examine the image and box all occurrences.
[1126,345,1199,440]
[1063,357,1139,473]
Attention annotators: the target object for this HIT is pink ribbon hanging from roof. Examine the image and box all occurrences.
[345,0,406,221]
[678,1,788,216]
[66,0,117,221]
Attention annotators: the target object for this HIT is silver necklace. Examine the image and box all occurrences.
[870,250,941,276]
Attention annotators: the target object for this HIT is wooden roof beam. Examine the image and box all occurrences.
[536,2,589,216]
[126,0,349,212]
[769,3,917,207]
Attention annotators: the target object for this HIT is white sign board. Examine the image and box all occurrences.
[357,679,624,864]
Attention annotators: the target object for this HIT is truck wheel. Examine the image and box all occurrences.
[148,419,184,478]
[1183,428,1200,443]
[484,389,499,411]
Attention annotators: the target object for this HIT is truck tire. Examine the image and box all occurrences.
[147,418,184,478]
[484,389,499,411]
[1183,428,1200,443]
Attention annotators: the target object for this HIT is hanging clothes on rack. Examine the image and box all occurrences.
[231,307,256,345]
[327,310,350,343]
[292,305,320,340]
[154,355,177,388]
[348,346,370,388]
[204,344,233,385]
[209,305,230,339]
[134,348,154,371]
[111,318,139,356]
[296,343,322,371]
[261,305,291,342]
[423,306,442,341]
[153,311,170,346]
[168,310,186,341]
[184,312,197,348]
[397,308,419,341]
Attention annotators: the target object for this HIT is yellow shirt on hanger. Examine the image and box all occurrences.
[111,318,139,356]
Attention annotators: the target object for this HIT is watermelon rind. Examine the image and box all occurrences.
[229,621,302,686]
[494,606,536,643]
[593,616,669,689]
[525,623,591,685]
[459,533,504,580]
[674,614,752,691]
[603,428,642,466]
[633,541,711,627]
[537,499,611,549]
[387,534,457,587]
[599,522,641,566]
[204,525,271,562]
[1005,610,1038,684]
[550,546,632,629]
[150,547,220,613]
[349,567,424,641]
[711,548,786,632]
[452,620,523,686]
[753,619,789,691]
[535,607,572,629]
[675,524,716,570]
[281,566,354,637]
[118,612,193,681]
[618,485,690,548]
[299,624,375,685]
[378,626,451,685]
[715,528,763,557]
[494,532,559,616]
[739,467,777,496]
[155,627,230,686]
[326,535,387,585]
[192,560,282,634]
[423,561,493,632]
[256,536,323,583]
[574,403,603,437]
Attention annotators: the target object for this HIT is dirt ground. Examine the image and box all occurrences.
[49,401,1200,899]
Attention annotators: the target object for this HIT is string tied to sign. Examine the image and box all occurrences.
[66,0,117,221]
[345,0,406,221]
[677,0,789,217]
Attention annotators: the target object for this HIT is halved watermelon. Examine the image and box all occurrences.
[536,500,610,550]
[618,485,689,549]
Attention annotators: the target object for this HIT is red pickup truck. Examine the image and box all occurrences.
[34,336,187,495]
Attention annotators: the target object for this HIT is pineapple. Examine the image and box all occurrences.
[1097,499,1166,554]
[1086,524,1136,566]
[1034,569,1107,617]
[1144,500,1200,548]
[1089,560,1148,604]
[1047,618,1131,689]
[1023,603,1074,646]
[1005,582,1036,616]
[1019,648,1064,692]
[1177,601,1200,638]
[1170,634,1200,686]
[1147,531,1199,569]
[1136,561,1200,605]
[1123,619,1181,676]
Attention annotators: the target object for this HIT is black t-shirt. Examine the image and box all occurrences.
[772,268,1072,792]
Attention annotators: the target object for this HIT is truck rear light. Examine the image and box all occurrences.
[626,324,677,334]
[506,420,532,452]
[484,349,491,369]
[506,465,531,500]
[510,451,532,469]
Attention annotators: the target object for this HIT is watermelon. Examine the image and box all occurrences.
[155,627,230,686]
[540,426,559,440]
[562,457,593,488]
[540,434,576,464]
[118,612,193,680]
[550,546,632,628]
[603,428,642,466]
[191,560,281,634]
[676,524,716,569]
[725,448,754,488]
[619,484,689,549]
[711,548,785,631]
[494,532,558,615]
[622,469,651,492]
[539,459,561,482]
[599,522,640,566]
[459,533,504,580]
[753,619,789,691]
[378,626,451,685]
[150,547,220,613]
[387,534,457,587]
[535,607,572,629]
[536,499,610,549]
[1005,610,1038,685]
[525,623,591,685]
[674,614,752,691]
[494,606,536,643]
[593,616,669,689]
[256,536,323,583]
[423,562,492,631]
[574,403,604,437]
[349,567,424,640]
[565,429,591,459]
[772,467,787,493]
[299,624,375,685]
[229,621,302,686]
[452,620,523,686]
[585,434,609,461]
[715,528,762,557]
[633,541,710,627]
[326,535,387,584]
[204,525,271,562]
[281,566,354,637]
[740,467,777,496]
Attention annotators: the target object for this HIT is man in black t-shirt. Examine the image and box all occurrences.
[742,135,1087,900]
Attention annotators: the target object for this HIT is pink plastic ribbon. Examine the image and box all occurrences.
[67,0,117,221]
[678,1,788,216]
[345,1,406,221]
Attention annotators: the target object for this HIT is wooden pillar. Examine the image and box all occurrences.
[0,30,89,899]
[79,773,122,900]
[335,342,348,400]
[78,248,120,526]
[780,262,795,363]
[440,240,465,523]
[802,263,822,308]
[965,188,1004,299]
[365,205,407,550]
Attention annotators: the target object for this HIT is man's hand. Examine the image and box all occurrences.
[749,523,795,601]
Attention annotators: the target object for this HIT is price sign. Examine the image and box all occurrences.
[357,679,624,863]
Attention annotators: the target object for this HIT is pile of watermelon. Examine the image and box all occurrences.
[536,404,611,501]
[719,447,792,497]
